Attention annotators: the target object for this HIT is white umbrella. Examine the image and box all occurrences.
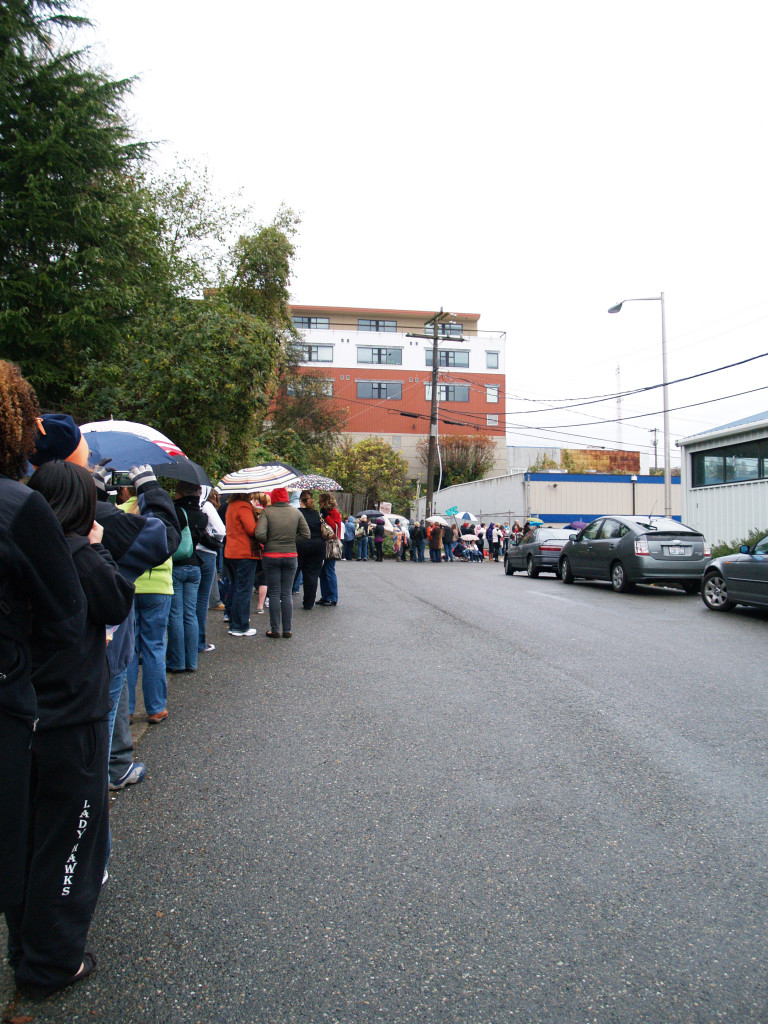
[457,510,478,522]
[426,515,449,526]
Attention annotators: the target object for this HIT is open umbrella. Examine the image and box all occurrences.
[217,462,301,495]
[81,430,178,471]
[529,517,545,526]
[293,474,342,491]
[426,515,449,527]
[457,511,478,522]
[568,520,588,531]
[152,457,212,488]
[79,419,185,457]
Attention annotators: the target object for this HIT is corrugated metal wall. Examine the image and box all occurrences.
[684,480,768,546]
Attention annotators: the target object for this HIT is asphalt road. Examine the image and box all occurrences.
[3,558,767,1024]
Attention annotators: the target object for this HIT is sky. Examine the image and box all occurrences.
[80,0,768,464]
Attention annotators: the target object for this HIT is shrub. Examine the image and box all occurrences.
[710,527,768,559]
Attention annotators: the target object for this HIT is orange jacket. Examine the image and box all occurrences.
[224,500,257,560]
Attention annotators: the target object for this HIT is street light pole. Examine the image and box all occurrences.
[608,293,672,518]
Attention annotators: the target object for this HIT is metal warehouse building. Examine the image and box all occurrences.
[679,411,768,546]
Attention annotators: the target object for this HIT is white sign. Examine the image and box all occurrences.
[379,501,392,514]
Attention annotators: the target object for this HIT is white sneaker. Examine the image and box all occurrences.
[228,628,257,637]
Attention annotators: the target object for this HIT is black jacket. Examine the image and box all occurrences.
[173,496,209,566]
[31,537,135,729]
[0,478,87,726]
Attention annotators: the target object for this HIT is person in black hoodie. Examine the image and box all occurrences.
[10,461,134,996]
[0,364,87,951]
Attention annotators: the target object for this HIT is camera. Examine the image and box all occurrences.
[111,471,133,488]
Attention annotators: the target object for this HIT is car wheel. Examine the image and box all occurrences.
[526,556,540,578]
[701,571,734,611]
[610,560,633,593]
[560,557,574,584]
[680,580,700,595]
[504,556,515,576]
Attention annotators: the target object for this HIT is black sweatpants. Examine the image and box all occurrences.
[0,710,33,911]
[6,717,110,989]
[297,542,324,609]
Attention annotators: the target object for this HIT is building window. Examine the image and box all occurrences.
[486,351,499,369]
[487,414,499,427]
[424,383,470,402]
[292,316,330,330]
[425,349,469,368]
[302,344,333,363]
[357,346,403,365]
[691,439,768,487]
[286,378,333,397]
[486,385,499,403]
[357,381,402,400]
[436,322,463,338]
[358,319,397,332]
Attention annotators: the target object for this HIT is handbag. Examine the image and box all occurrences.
[326,536,343,560]
[172,508,194,562]
[320,519,335,541]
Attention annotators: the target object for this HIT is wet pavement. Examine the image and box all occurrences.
[2,559,768,1023]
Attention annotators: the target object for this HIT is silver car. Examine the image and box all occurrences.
[558,515,710,593]
[504,528,572,577]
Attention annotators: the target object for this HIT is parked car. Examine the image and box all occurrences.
[701,534,768,611]
[558,515,710,593]
[504,528,572,577]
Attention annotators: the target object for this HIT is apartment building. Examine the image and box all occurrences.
[289,304,507,478]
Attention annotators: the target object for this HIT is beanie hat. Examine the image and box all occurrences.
[270,487,289,504]
[31,414,82,465]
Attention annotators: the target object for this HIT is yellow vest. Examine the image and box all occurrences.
[118,497,174,595]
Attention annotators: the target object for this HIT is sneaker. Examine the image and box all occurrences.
[256,607,265,614]
[213,603,226,610]
[147,710,169,724]
[199,643,215,653]
[228,628,257,637]
[109,762,147,790]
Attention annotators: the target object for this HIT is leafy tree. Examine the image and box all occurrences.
[0,0,156,411]
[324,437,411,511]
[417,433,497,488]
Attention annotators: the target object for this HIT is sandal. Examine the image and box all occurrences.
[265,631,281,639]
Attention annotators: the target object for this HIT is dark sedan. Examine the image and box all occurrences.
[504,528,572,577]
[558,515,710,593]
[701,534,768,611]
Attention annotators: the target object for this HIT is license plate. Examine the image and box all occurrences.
[666,546,687,556]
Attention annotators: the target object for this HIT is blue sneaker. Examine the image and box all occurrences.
[109,762,147,791]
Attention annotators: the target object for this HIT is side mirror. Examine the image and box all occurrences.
[740,544,750,553]
[569,532,578,541]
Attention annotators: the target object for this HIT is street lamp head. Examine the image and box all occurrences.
[607,303,623,314]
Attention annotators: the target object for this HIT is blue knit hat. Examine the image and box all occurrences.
[31,414,82,465]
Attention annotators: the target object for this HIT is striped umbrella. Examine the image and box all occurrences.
[216,463,301,495]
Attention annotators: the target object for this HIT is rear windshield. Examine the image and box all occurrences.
[635,518,700,535]
[537,530,572,540]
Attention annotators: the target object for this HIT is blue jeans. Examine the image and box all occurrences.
[230,558,258,632]
[416,541,426,562]
[127,592,171,715]
[263,556,298,633]
[444,541,454,562]
[196,551,216,648]
[356,537,368,560]
[168,564,201,670]
[320,557,338,602]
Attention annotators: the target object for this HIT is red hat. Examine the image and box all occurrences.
[270,487,289,503]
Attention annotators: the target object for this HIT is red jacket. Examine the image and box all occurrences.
[322,507,343,539]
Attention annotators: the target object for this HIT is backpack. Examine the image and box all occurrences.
[172,508,194,562]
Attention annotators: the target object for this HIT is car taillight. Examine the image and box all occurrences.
[703,541,710,557]
[634,535,650,555]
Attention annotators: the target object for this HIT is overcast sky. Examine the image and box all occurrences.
[82,0,768,462]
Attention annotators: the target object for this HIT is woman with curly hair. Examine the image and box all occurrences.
[0,361,89,994]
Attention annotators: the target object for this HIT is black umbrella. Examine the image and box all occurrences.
[152,457,212,487]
